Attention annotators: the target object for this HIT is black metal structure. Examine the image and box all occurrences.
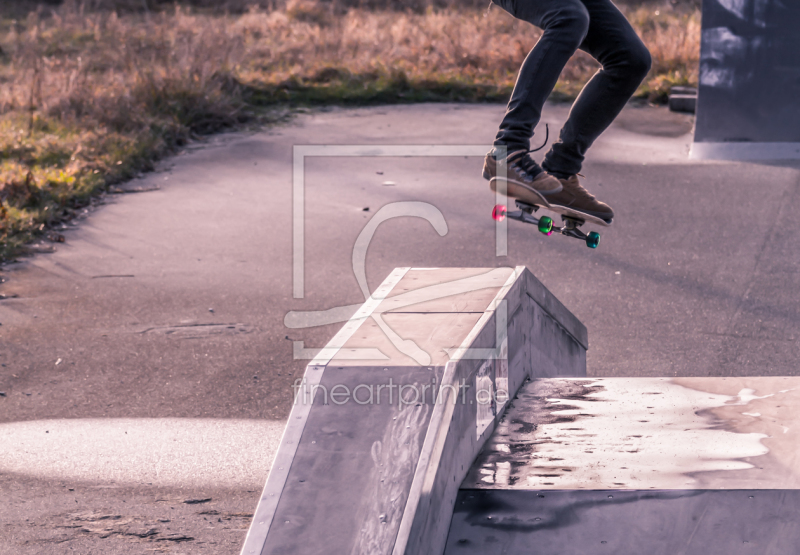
[693,0,800,159]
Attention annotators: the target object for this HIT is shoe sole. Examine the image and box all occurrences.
[489,175,613,226]
[546,203,613,227]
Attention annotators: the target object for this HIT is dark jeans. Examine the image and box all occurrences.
[492,0,651,176]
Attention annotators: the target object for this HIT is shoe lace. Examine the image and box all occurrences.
[513,154,541,181]
[507,124,549,182]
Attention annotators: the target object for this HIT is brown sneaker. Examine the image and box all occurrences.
[547,174,614,223]
[483,149,562,205]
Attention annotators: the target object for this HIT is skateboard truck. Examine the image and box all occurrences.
[492,201,600,249]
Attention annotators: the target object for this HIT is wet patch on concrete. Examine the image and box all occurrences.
[464,379,603,489]
[463,378,798,490]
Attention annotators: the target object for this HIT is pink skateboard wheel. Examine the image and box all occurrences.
[492,205,507,222]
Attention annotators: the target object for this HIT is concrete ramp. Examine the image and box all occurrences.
[240,267,587,555]
[445,377,800,554]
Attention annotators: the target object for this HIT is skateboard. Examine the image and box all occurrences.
[490,182,609,249]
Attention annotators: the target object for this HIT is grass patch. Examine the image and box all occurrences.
[0,1,699,261]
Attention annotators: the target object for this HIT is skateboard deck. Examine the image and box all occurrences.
[490,177,609,249]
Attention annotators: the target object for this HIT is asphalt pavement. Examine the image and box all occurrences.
[1,101,799,553]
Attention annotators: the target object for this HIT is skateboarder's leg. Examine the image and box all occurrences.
[542,0,651,177]
[483,0,590,199]
[492,0,591,152]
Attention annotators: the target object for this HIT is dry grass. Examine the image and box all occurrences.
[0,1,699,260]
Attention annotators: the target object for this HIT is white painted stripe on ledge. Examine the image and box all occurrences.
[392,267,527,555]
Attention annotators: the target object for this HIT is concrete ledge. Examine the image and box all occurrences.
[668,93,697,114]
[446,489,800,554]
[690,142,800,161]
[524,271,588,350]
[447,377,800,554]
[240,267,586,555]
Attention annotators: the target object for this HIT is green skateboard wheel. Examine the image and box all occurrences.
[538,216,553,234]
[586,231,600,249]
